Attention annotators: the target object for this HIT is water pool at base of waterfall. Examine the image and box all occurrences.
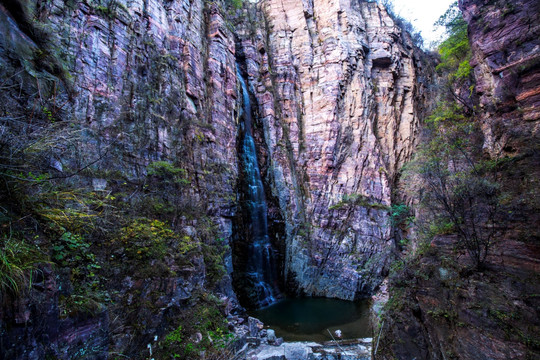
[249,297,372,342]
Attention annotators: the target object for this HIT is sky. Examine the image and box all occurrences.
[390,0,456,48]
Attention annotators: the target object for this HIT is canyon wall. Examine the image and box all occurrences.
[0,0,240,358]
[0,0,432,358]
[376,0,540,358]
[236,0,430,300]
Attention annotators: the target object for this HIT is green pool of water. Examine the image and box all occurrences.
[250,297,372,342]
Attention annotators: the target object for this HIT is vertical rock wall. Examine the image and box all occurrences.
[461,0,540,155]
[0,0,240,357]
[376,1,540,358]
[236,0,429,299]
[460,0,540,258]
[0,0,433,356]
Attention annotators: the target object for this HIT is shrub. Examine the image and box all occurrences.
[147,161,189,186]
[329,193,389,211]
[390,203,413,227]
[435,1,470,72]
[144,161,191,224]
[157,294,234,359]
[412,103,501,269]
[114,218,197,261]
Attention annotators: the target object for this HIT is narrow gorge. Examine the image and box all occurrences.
[0,0,538,359]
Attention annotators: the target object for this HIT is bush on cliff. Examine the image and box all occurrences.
[0,235,48,296]
[406,2,502,270]
[412,102,501,269]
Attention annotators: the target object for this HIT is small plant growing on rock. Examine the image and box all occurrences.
[156,293,234,359]
[0,235,48,296]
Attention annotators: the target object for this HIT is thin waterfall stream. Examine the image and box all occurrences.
[237,65,280,308]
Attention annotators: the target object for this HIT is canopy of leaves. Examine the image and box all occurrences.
[435,1,471,78]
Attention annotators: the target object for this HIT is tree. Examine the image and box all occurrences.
[413,103,500,270]
[434,1,474,111]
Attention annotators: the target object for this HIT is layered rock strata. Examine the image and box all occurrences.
[1,0,432,357]
[376,0,540,358]
[461,0,540,155]
[236,0,429,299]
[0,0,239,357]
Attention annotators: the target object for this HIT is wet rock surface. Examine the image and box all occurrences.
[247,339,372,360]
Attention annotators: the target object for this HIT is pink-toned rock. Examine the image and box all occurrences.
[235,0,431,299]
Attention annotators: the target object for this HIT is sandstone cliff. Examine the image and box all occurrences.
[0,0,240,357]
[376,0,540,358]
[235,0,430,300]
[3,0,536,359]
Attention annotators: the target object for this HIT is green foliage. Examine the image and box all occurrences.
[427,307,458,323]
[158,294,234,359]
[164,325,184,348]
[59,294,104,318]
[410,100,501,269]
[427,221,455,237]
[147,161,189,186]
[53,232,88,264]
[52,232,101,283]
[202,240,228,287]
[389,203,413,227]
[33,189,110,234]
[455,59,472,80]
[329,193,389,211]
[114,218,197,261]
[435,2,470,66]
[382,287,406,313]
[229,0,243,9]
[0,235,48,295]
[142,161,192,221]
[435,1,473,90]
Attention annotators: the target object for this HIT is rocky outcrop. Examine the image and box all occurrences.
[235,0,430,299]
[376,0,540,358]
[461,0,540,155]
[459,0,540,248]
[247,338,372,360]
[0,0,240,358]
[375,235,540,360]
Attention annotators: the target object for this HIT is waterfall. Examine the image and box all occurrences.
[237,65,280,308]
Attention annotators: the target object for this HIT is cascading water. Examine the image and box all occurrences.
[237,65,280,308]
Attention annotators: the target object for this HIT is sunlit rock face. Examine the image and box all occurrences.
[236,0,430,299]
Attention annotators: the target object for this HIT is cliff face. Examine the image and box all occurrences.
[236,0,430,300]
[461,0,540,245]
[462,0,540,155]
[0,0,430,358]
[0,0,240,358]
[376,0,540,358]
